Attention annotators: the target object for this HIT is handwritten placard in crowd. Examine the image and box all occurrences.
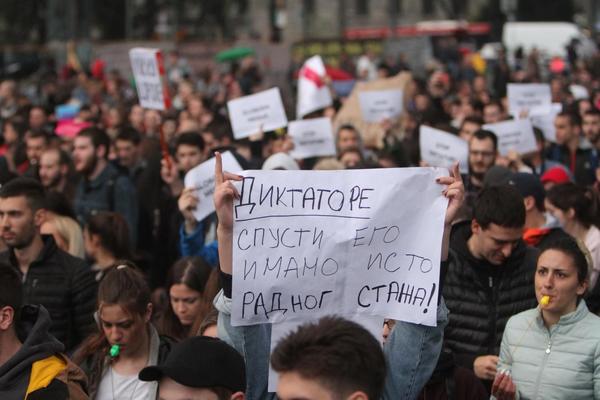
[419,126,468,174]
[358,89,403,122]
[529,103,563,143]
[483,119,538,156]
[507,83,552,117]
[230,168,448,327]
[288,117,337,159]
[184,152,243,222]
[129,48,169,110]
[227,88,288,139]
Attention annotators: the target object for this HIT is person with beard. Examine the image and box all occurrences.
[443,185,538,393]
[462,129,498,214]
[38,148,77,203]
[0,262,89,399]
[0,178,97,351]
[73,127,138,246]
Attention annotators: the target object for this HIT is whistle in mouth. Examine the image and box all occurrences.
[109,344,120,358]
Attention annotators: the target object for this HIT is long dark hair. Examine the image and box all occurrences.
[85,212,132,259]
[156,257,219,340]
[546,183,600,229]
[73,261,150,392]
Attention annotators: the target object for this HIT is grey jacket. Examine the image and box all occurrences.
[497,300,600,399]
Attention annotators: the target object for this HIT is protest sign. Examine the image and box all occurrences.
[483,119,537,156]
[230,168,448,328]
[288,117,337,159]
[296,55,333,119]
[419,126,468,174]
[358,89,403,123]
[507,83,552,117]
[129,48,170,110]
[227,88,288,139]
[267,313,383,391]
[529,103,562,143]
[184,152,243,222]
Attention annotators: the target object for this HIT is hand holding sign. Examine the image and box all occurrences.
[214,152,243,233]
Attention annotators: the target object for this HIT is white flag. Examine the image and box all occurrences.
[296,55,333,119]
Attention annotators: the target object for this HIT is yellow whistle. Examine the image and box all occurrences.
[540,295,550,306]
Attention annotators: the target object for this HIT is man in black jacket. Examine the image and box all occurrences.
[0,178,97,351]
[443,185,538,390]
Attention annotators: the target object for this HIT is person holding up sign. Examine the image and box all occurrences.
[212,152,465,399]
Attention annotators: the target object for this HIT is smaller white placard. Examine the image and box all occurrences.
[129,48,167,110]
[483,119,538,156]
[183,151,243,222]
[358,89,403,122]
[227,88,288,139]
[529,103,563,143]
[507,83,552,117]
[419,126,468,174]
[288,117,337,159]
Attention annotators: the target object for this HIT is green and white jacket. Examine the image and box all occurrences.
[497,300,600,399]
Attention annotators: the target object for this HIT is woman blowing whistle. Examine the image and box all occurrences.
[492,237,600,400]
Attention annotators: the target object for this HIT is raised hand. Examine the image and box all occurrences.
[213,152,242,233]
[437,162,465,226]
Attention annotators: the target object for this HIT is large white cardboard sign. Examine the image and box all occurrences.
[288,117,337,159]
[419,126,468,174]
[358,89,403,122]
[227,88,288,139]
[507,83,552,117]
[184,152,243,222]
[483,119,538,156]
[129,48,169,110]
[529,103,563,143]
[231,168,448,328]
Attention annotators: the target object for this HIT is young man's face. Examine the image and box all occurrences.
[38,151,64,188]
[554,115,578,145]
[583,114,600,144]
[176,144,204,174]
[115,139,139,169]
[470,221,523,266]
[337,129,359,153]
[73,136,100,176]
[0,196,40,250]
[26,136,47,165]
[468,137,496,178]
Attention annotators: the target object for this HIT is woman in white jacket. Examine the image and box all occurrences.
[492,237,600,400]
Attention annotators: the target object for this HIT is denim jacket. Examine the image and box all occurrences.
[214,290,448,400]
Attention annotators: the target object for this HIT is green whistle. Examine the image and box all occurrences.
[109,344,120,358]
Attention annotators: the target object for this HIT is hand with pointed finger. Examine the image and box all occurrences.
[436,162,465,226]
[213,152,243,233]
[492,370,517,400]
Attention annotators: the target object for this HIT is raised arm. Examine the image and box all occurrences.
[437,162,464,261]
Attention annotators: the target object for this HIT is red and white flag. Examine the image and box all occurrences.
[296,55,332,118]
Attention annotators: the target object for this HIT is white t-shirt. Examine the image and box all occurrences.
[96,366,153,400]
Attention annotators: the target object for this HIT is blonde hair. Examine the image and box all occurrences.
[49,215,85,258]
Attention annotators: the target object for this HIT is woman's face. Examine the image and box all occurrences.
[535,249,587,316]
[169,283,203,326]
[99,303,150,357]
[3,123,18,145]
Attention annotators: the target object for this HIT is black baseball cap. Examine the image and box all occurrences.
[139,336,246,393]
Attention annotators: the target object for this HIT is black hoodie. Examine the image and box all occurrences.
[0,305,64,398]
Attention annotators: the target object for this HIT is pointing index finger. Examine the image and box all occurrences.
[215,152,224,184]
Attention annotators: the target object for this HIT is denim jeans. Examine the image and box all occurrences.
[215,291,448,400]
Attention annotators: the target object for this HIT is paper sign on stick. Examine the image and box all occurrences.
[183,152,243,222]
[227,88,288,139]
[288,117,337,159]
[483,119,538,156]
[419,126,468,174]
[230,168,448,328]
[129,48,170,110]
[267,314,383,392]
[358,89,403,122]
[529,103,562,143]
[507,83,552,117]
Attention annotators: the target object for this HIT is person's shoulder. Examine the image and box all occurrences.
[505,307,538,331]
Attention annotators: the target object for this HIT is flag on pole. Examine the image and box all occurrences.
[296,55,332,118]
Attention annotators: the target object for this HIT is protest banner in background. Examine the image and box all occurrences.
[227,88,288,139]
[419,126,468,174]
[483,119,538,156]
[507,83,552,117]
[358,89,403,122]
[288,117,337,159]
[296,55,333,119]
[184,152,243,222]
[230,168,448,328]
[129,48,171,110]
[529,103,563,143]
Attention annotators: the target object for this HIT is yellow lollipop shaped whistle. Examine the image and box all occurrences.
[540,295,551,307]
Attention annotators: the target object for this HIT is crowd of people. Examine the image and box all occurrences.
[2,32,600,399]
